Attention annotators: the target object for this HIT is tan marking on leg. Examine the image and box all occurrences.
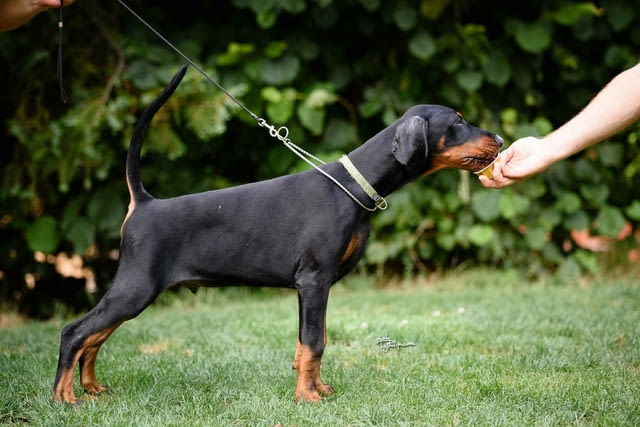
[80,347,107,395]
[293,344,334,402]
[292,340,302,371]
[80,321,123,395]
[52,351,83,404]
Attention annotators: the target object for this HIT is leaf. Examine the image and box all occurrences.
[217,42,255,66]
[597,143,624,167]
[297,103,325,135]
[552,3,602,26]
[542,241,563,263]
[408,31,437,61]
[420,0,452,20]
[87,189,126,235]
[532,117,554,135]
[553,191,582,213]
[564,210,590,231]
[604,2,634,31]
[456,70,483,93]
[468,225,495,246]
[579,184,609,207]
[444,192,463,211]
[26,216,60,253]
[358,0,381,12]
[514,22,551,53]
[524,227,547,250]
[184,102,230,141]
[321,119,357,150]
[574,249,599,273]
[256,10,277,29]
[264,41,288,58]
[539,209,562,231]
[595,205,626,238]
[266,88,296,124]
[261,86,282,103]
[484,51,512,87]
[66,218,95,255]
[358,99,383,118]
[625,200,640,220]
[305,87,336,108]
[437,233,456,250]
[280,0,306,14]
[513,123,542,139]
[393,4,417,31]
[499,193,530,219]
[471,190,501,222]
[126,60,161,90]
[146,126,186,160]
[260,55,301,85]
[556,257,583,279]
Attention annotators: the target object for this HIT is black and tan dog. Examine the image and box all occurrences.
[53,65,503,404]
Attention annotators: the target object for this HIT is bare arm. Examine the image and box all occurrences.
[0,0,75,32]
[482,63,640,188]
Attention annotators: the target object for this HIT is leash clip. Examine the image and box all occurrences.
[257,118,291,144]
[373,196,388,210]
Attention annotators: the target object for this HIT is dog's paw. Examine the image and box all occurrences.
[294,382,334,402]
[52,390,79,405]
[83,382,109,396]
[317,382,334,396]
[294,389,323,403]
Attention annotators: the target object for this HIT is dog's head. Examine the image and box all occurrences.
[392,105,503,176]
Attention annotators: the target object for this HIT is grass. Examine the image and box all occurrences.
[1,269,639,425]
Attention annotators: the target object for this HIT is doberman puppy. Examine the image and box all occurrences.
[53,65,503,404]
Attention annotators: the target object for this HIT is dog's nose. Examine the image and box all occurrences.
[494,134,504,147]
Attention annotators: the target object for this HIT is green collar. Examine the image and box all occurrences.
[339,155,388,211]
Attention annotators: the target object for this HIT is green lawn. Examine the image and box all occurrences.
[1,270,639,425]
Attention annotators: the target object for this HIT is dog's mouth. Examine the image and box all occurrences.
[468,134,503,173]
[472,155,500,178]
[466,154,500,173]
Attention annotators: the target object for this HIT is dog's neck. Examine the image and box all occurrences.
[345,127,413,198]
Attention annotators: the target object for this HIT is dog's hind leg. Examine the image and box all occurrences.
[52,269,161,404]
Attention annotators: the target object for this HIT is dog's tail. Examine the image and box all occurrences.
[126,64,189,205]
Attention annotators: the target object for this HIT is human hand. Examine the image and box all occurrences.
[479,136,552,188]
[39,0,75,8]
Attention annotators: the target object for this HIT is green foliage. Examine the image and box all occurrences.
[1,0,639,313]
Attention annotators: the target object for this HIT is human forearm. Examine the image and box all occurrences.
[543,62,640,163]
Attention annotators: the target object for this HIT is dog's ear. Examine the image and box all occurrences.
[392,116,428,174]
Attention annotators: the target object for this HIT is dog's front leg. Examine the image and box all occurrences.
[293,281,334,402]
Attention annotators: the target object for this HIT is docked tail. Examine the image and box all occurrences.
[126,64,189,204]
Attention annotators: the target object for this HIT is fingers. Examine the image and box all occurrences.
[40,0,75,8]
[478,150,519,188]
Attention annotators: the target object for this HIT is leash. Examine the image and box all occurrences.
[116,0,387,212]
[57,0,67,103]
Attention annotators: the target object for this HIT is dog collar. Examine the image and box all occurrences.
[339,155,388,210]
